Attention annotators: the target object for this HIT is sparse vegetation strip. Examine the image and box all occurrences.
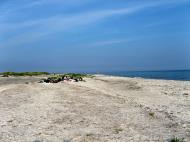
[0,72,49,77]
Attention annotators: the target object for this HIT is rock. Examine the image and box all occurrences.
[7,119,13,123]
[182,124,187,128]
[183,93,188,96]
[38,80,44,83]
[1,123,6,127]
[33,140,42,142]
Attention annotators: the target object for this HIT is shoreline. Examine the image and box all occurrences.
[96,70,190,81]
[94,73,190,83]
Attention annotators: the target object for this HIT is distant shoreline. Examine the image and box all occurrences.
[93,74,190,83]
[98,70,190,81]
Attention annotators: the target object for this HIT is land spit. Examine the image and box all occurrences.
[0,75,190,142]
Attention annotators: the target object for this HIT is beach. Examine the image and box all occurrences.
[0,75,190,142]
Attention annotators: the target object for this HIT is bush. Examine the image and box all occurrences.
[40,73,93,83]
[42,75,63,83]
[64,73,94,79]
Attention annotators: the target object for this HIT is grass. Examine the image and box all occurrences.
[169,137,185,142]
[64,73,94,79]
[0,72,94,83]
[0,72,49,77]
[0,72,93,78]
[113,128,123,134]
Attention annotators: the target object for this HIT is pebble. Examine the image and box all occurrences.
[7,119,13,123]
[183,93,189,96]
[1,123,6,127]
[182,124,187,128]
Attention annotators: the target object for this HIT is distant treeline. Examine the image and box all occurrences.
[0,72,50,76]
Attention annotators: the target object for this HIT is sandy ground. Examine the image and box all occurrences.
[0,75,190,142]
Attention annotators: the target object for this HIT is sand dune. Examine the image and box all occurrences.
[0,75,190,142]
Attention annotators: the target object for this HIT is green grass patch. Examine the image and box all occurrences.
[64,73,93,79]
[0,72,49,77]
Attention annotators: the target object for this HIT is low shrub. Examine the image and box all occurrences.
[40,73,93,83]
[0,72,49,77]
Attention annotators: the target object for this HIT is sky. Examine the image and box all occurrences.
[0,0,190,73]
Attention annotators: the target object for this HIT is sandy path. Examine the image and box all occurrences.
[0,76,190,142]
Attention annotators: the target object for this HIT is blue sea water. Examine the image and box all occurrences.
[102,70,190,81]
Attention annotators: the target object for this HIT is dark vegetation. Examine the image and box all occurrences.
[169,137,185,142]
[0,72,93,83]
[149,112,155,117]
[0,72,49,77]
[40,73,93,83]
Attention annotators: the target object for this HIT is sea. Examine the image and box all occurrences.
[101,70,190,81]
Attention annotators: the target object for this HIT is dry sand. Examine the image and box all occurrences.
[0,75,190,142]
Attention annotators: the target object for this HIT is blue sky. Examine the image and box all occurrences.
[0,0,190,73]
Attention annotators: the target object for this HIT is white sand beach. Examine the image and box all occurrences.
[0,75,190,142]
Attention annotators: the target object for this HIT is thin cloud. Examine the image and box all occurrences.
[87,39,129,47]
[1,0,189,48]
[0,0,91,21]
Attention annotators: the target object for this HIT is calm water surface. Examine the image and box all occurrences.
[102,70,190,81]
